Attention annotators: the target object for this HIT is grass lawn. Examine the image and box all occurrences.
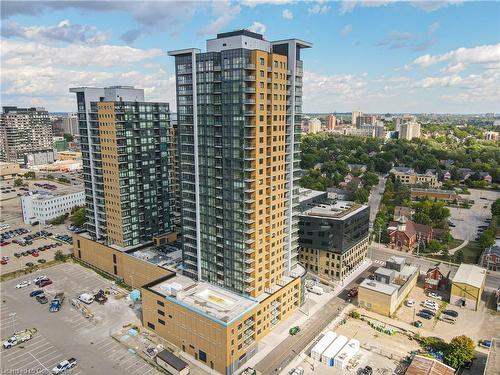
[458,241,484,264]
[447,238,464,250]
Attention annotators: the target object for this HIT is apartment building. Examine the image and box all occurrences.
[138,29,311,373]
[298,201,369,283]
[399,121,421,140]
[0,106,53,164]
[355,115,376,127]
[391,167,441,188]
[326,114,336,131]
[394,115,416,132]
[302,117,322,134]
[351,111,362,126]
[69,86,174,247]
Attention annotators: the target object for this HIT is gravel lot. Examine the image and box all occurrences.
[0,262,162,375]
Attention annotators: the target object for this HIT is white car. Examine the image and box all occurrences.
[52,358,77,374]
[33,275,48,284]
[16,281,31,289]
[405,299,415,307]
[427,291,442,300]
[78,293,94,304]
[423,301,438,310]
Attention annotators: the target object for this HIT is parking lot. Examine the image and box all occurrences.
[449,189,497,241]
[1,178,81,275]
[394,285,500,343]
[1,262,162,375]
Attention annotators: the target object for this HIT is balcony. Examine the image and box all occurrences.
[245,63,256,70]
[244,248,255,255]
[244,99,256,104]
[244,111,256,116]
[244,87,256,93]
[244,75,256,81]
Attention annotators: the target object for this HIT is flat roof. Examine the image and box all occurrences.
[25,187,84,199]
[484,338,500,375]
[405,355,455,375]
[301,201,367,220]
[156,350,188,371]
[298,188,326,203]
[387,255,406,265]
[452,264,486,288]
[149,274,258,326]
[359,279,398,296]
[375,267,394,277]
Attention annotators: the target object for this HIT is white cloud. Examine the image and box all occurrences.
[248,22,266,34]
[308,3,331,15]
[282,9,293,19]
[428,22,440,34]
[1,19,110,44]
[440,62,466,74]
[415,75,463,88]
[341,24,353,35]
[198,1,241,35]
[241,0,295,7]
[339,1,397,14]
[412,44,500,69]
[1,39,164,68]
[410,0,463,12]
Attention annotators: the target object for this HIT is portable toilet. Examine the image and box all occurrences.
[311,331,337,362]
[321,335,349,366]
[334,338,360,369]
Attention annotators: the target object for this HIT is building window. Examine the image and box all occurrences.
[77,240,80,248]
[199,350,207,363]
[78,250,81,258]
[259,58,265,66]
[157,300,164,307]
[158,309,165,316]
[147,322,155,330]
[112,254,117,263]
[158,318,165,325]
[113,265,117,275]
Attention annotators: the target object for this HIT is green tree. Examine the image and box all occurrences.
[426,240,442,253]
[70,206,86,227]
[363,171,379,187]
[50,213,68,225]
[46,174,54,180]
[63,133,74,142]
[24,171,35,179]
[14,178,23,187]
[454,249,464,264]
[58,176,70,184]
[54,250,66,262]
[492,198,500,217]
[444,336,475,369]
[479,228,495,248]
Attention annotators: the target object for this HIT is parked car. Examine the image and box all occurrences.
[30,290,44,297]
[52,358,77,374]
[480,340,492,348]
[33,275,48,284]
[361,366,373,375]
[427,292,442,300]
[443,309,459,318]
[417,311,432,320]
[37,259,47,264]
[39,279,52,288]
[421,308,436,316]
[0,260,8,265]
[413,320,423,327]
[289,326,300,335]
[440,315,456,324]
[78,293,94,304]
[36,295,48,304]
[405,299,415,307]
[16,281,31,289]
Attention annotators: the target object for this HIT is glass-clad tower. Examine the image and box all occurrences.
[169,30,311,298]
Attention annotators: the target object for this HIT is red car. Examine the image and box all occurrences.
[347,287,359,298]
[0,241,10,246]
[32,252,39,257]
[0,260,7,265]
[39,279,52,287]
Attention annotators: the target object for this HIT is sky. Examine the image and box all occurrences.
[1,0,499,114]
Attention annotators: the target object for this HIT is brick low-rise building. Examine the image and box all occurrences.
[480,245,500,271]
[388,217,433,252]
[424,264,450,290]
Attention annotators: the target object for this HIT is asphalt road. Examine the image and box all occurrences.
[370,245,500,290]
[254,296,349,375]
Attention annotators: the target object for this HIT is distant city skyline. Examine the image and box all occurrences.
[1,0,499,113]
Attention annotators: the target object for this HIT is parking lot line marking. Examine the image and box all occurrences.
[6,353,40,367]
[132,362,149,373]
[27,352,49,374]
[18,341,53,354]
[125,361,144,371]
[3,343,49,360]
[46,355,67,368]
[98,340,117,351]
[36,350,63,362]
[31,344,57,358]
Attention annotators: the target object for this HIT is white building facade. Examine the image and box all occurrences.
[21,191,85,224]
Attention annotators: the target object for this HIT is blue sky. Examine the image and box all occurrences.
[1,0,499,113]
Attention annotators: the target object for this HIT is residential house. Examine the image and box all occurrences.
[405,355,455,375]
[393,206,414,221]
[391,167,442,189]
[424,264,450,290]
[347,164,367,174]
[387,217,433,252]
[481,245,500,271]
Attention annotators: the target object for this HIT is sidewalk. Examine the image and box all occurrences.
[238,260,372,374]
